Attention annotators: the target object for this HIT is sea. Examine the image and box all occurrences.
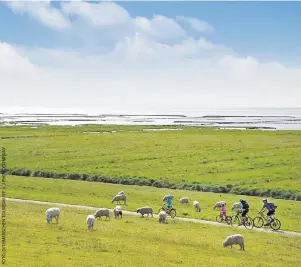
[1,107,301,130]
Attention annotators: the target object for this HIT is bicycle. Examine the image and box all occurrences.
[158,205,176,218]
[253,211,281,231]
[231,210,254,230]
[216,214,232,225]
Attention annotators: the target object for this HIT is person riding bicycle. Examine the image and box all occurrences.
[260,198,277,226]
[220,203,227,218]
[165,196,173,210]
[239,198,249,224]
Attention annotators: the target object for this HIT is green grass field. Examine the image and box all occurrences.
[6,175,301,232]
[6,201,301,267]
[1,125,301,199]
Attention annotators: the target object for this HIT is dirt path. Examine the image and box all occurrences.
[6,197,301,237]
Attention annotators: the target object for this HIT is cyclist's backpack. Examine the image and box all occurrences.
[241,200,249,209]
[268,202,278,210]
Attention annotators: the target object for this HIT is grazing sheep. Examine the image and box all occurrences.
[86,215,96,231]
[118,191,125,195]
[162,195,174,202]
[231,202,242,212]
[158,211,167,224]
[179,197,189,205]
[193,200,201,212]
[136,207,153,218]
[113,206,123,219]
[111,194,127,205]
[115,205,122,210]
[213,201,226,210]
[94,208,110,220]
[45,207,60,224]
[223,234,245,251]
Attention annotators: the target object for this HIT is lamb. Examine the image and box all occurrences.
[111,194,127,205]
[113,205,123,219]
[213,201,226,210]
[117,191,125,195]
[162,195,174,202]
[86,215,96,231]
[179,197,189,205]
[158,211,167,224]
[94,208,110,220]
[136,207,153,218]
[193,200,201,212]
[45,207,60,224]
[223,234,245,251]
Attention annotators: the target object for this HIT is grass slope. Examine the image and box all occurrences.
[6,175,301,232]
[1,125,301,199]
[6,201,301,267]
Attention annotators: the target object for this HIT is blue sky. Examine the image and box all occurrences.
[1,1,300,65]
[0,1,300,111]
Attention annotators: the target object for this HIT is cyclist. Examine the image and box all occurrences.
[165,196,173,210]
[220,203,227,218]
[259,198,277,226]
[239,198,249,224]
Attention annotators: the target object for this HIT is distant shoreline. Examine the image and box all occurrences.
[1,110,301,130]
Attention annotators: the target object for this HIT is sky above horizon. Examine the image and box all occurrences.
[0,1,300,113]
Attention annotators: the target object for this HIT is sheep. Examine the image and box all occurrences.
[86,215,96,231]
[213,201,226,210]
[158,211,167,224]
[223,234,245,251]
[117,191,125,195]
[136,207,153,218]
[113,206,123,219]
[94,208,110,220]
[111,194,127,205]
[231,202,242,212]
[193,200,201,212]
[162,195,174,202]
[45,207,60,224]
[179,197,189,205]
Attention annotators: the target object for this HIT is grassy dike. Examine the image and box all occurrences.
[6,175,301,232]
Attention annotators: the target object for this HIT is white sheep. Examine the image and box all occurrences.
[86,215,96,231]
[45,207,60,224]
[179,197,189,205]
[136,207,153,218]
[113,206,123,219]
[231,202,242,212]
[158,211,167,224]
[118,191,125,195]
[111,194,127,205]
[213,201,226,210]
[94,208,110,220]
[162,195,174,202]
[223,234,245,251]
[193,200,201,212]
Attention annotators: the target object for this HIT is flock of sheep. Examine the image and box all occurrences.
[45,192,245,251]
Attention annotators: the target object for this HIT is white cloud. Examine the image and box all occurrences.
[134,15,187,41]
[7,1,70,30]
[177,16,214,33]
[1,2,301,112]
[61,2,130,27]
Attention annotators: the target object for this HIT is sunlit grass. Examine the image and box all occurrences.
[6,201,301,267]
[1,125,300,199]
[6,175,301,232]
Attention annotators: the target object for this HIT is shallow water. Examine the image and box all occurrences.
[1,107,301,130]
